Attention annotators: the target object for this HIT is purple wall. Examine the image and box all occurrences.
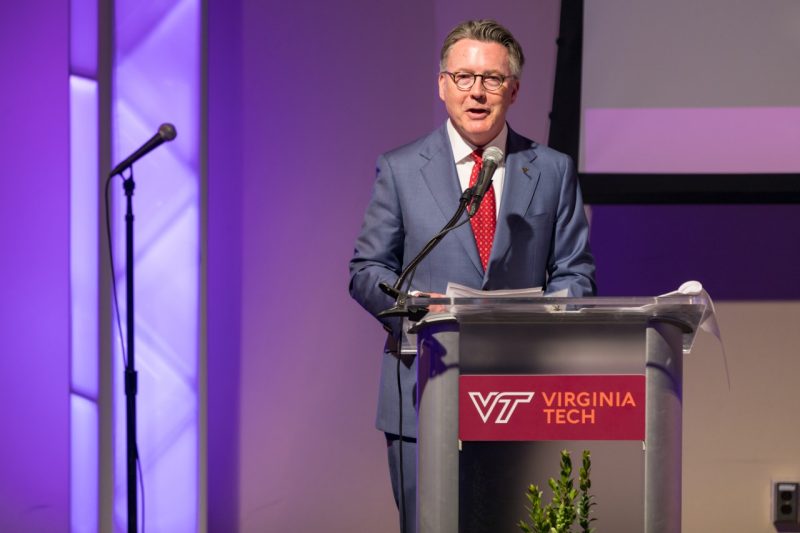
[0,1,71,531]
[2,1,798,531]
[232,2,561,531]
[236,1,438,529]
[433,0,561,144]
[207,0,244,528]
[590,205,800,299]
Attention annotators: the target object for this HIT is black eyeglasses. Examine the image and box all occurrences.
[442,71,512,92]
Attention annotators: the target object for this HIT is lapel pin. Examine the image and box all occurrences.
[522,167,529,173]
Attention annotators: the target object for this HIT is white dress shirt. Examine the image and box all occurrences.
[445,119,508,216]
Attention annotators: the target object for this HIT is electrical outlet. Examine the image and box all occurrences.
[774,482,800,532]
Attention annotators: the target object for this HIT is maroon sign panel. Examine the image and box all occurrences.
[459,375,646,441]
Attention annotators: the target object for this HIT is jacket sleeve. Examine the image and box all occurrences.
[348,154,405,336]
[545,154,597,297]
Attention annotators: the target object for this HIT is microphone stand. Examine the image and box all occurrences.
[123,174,139,533]
[375,184,487,533]
[107,124,175,533]
[377,186,476,320]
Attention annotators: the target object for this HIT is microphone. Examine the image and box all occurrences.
[110,123,177,176]
[467,146,503,217]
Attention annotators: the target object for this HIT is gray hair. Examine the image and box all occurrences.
[439,19,525,78]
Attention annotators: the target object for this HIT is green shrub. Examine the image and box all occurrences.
[518,449,595,533]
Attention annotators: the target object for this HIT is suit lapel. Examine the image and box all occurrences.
[485,128,541,284]
[419,126,483,276]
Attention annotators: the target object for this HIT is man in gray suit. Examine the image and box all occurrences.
[349,19,596,530]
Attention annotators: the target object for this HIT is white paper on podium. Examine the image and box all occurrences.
[658,280,730,389]
[444,282,545,298]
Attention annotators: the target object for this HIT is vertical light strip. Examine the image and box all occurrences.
[70,77,100,400]
[69,75,100,532]
[198,0,209,528]
[70,395,99,533]
[111,0,200,529]
[70,0,100,529]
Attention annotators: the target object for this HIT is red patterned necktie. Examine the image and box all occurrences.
[468,149,496,271]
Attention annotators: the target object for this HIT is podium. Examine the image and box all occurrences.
[407,295,708,533]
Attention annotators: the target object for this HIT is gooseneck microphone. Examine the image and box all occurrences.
[110,123,177,176]
[467,145,504,217]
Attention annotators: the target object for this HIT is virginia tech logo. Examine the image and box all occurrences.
[468,391,535,424]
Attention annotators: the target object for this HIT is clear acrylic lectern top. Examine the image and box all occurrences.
[403,294,709,355]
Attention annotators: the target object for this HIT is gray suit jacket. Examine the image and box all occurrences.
[349,123,596,437]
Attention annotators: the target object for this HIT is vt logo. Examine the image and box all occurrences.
[468,391,535,424]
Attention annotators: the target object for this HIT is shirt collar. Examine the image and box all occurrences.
[446,119,508,164]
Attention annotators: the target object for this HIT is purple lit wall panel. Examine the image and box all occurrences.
[114,0,200,166]
[114,1,185,58]
[111,102,197,256]
[112,0,200,530]
[0,0,70,531]
[136,207,200,378]
[112,346,198,530]
[584,107,800,173]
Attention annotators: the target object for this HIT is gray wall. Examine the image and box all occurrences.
[684,302,800,532]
